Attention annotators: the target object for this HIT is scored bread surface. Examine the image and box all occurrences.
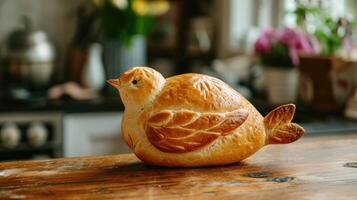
[146,109,249,153]
[122,73,267,167]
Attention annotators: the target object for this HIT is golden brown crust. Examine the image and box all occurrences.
[146,127,219,153]
[147,111,172,124]
[145,109,249,153]
[135,108,266,167]
[152,74,245,113]
[264,104,305,144]
[264,104,295,130]
[268,123,305,144]
[168,111,197,126]
[209,110,248,134]
[119,68,269,167]
[117,67,166,109]
[121,114,133,148]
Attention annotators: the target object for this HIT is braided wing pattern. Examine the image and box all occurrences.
[146,109,248,153]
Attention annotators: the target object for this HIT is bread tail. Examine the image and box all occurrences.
[264,104,305,144]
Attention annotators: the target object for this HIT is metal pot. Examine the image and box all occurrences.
[2,17,56,90]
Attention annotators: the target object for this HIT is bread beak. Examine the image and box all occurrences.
[107,79,121,89]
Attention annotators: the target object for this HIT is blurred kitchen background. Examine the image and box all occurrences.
[1,0,357,161]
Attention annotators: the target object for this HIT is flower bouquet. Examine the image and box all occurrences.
[288,2,357,112]
[93,0,170,93]
[254,28,316,104]
[254,28,316,67]
[94,0,170,45]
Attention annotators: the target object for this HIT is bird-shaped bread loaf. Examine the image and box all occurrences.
[108,67,304,167]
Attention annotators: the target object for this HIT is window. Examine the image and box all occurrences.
[283,0,347,28]
[218,0,352,57]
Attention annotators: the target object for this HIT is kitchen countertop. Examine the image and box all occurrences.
[2,96,357,133]
[0,96,124,113]
[0,133,356,199]
[2,97,357,132]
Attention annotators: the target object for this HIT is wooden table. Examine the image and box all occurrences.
[0,133,356,200]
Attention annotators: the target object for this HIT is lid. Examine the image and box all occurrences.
[6,16,51,51]
[4,16,55,61]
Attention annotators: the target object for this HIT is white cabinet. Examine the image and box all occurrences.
[63,112,131,157]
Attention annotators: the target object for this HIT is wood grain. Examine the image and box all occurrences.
[0,133,357,200]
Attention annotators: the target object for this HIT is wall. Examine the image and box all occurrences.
[215,0,283,58]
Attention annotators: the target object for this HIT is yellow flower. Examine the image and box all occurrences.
[93,0,128,9]
[92,0,105,7]
[111,0,128,10]
[133,0,148,16]
[133,0,170,16]
[148,0,170,16]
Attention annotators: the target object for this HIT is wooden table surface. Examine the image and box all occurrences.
[0,133,356,200]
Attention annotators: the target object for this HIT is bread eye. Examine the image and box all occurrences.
[132,79,138,85]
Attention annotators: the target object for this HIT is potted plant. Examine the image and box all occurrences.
[290,2,356,112]
[254,27,315,104]
[93,0,170,79]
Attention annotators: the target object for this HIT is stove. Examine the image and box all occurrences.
[0,112,62,160]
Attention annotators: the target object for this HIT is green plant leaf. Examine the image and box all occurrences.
[97,0,156,46]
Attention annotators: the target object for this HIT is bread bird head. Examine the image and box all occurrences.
[107,67,165,110]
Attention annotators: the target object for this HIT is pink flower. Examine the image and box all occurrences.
[289,47,300,66]
[255,27,316,66]
[277,28,297,45]
[254,36,271,53]
[254,28,274,53]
